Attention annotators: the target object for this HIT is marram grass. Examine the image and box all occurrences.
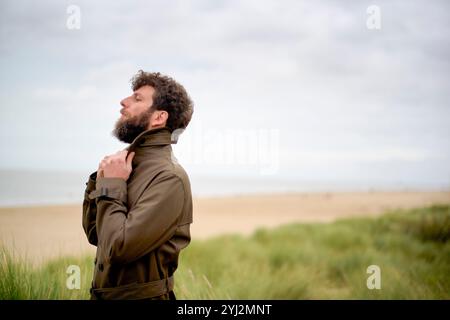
[1,204,449,299]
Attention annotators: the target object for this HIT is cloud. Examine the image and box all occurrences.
[0,0,449,187]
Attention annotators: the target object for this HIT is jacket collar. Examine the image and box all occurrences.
[126,126,176,152]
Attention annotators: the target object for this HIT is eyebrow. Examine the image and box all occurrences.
[134,93,143,98]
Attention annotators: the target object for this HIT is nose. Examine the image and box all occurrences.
[120,98,128,108]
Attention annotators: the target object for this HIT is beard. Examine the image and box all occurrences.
[112,108,154,144]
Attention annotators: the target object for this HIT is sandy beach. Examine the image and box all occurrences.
[1,191,449,264]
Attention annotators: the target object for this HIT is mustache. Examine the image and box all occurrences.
[112,109,153,144]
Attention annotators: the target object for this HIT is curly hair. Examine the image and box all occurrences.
[130,70,194,132]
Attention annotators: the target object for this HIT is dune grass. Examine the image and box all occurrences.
[1,204,449,299]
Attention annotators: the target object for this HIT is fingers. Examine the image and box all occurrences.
[100,159,108,167]
[113,150,128,160]
[102,151,127,162]
[98,150,134,175]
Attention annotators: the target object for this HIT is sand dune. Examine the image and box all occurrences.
[0,191,449,264]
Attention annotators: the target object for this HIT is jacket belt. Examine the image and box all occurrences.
[90,276,174,300]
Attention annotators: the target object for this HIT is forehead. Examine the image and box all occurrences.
[134,85,155,98]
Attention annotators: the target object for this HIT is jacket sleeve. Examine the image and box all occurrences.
[89,172,185,265]
[82,172,98,246]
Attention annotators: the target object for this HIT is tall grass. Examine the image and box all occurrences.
[1,205,449,299]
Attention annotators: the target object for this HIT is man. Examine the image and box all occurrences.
[82,70,194,300]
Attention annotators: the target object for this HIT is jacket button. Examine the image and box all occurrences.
[98,263,104,272]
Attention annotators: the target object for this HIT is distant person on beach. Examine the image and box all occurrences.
[82,70,194,300]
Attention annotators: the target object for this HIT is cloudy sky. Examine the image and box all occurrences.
[1,0,449,189]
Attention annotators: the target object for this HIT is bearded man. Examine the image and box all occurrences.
[82,70,194,300]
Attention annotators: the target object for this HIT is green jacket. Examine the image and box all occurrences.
[82,127,193,300]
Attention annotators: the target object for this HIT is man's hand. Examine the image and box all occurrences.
[97,150,135,181]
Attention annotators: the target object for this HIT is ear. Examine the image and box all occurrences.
[151,110,169,127]
[158,110,169,123]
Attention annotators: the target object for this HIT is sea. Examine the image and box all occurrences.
[0,170,448,207]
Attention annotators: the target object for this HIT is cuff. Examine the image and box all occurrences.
[88,177,128,203]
